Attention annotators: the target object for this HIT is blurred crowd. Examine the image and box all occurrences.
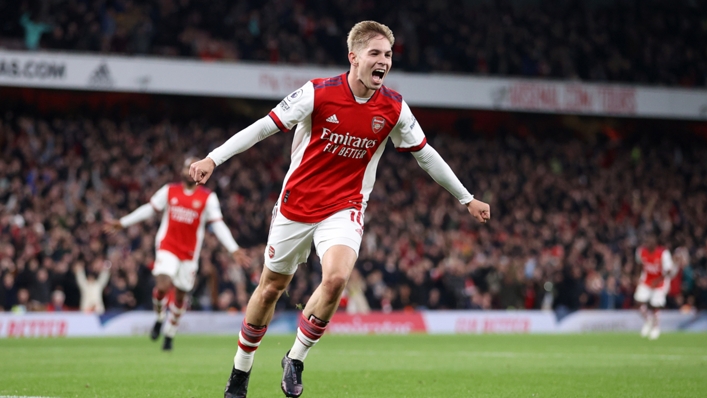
[2,0,705,87]
[1,105,707,315]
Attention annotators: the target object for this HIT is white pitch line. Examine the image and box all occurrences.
[0,396,60,398]
[327,349,701,361]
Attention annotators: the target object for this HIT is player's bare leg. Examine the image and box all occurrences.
[226,268,293,398]
[163,288,188,351]
[639,303,652,337]
[282,245,357,397]
[649,307,661,340]
[151,274,172,341]
[244,268,294,326]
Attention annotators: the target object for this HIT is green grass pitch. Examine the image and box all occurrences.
[1,333,706,397]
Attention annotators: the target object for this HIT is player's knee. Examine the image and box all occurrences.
[321,274,348,301]
[259,283,286,305]
[155,275,171,291]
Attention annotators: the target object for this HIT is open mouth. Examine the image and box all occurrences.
[371,69,385,85]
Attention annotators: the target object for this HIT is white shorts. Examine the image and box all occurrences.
[153,250,198,292]
[264,206,364,275]
[634,283,669,308]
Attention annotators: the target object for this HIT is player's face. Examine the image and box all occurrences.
[350,34,392,93]
[644,235,657,249]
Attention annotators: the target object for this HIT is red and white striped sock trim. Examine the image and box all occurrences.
[152,292,168,321]
[167,298,188,326]
[169,302,186,316]
[287,314,329,361]
[295,314,327,347]
[299,314,326,340]
[237,319,267,353]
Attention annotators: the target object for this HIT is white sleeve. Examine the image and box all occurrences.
[205,193,239,253]
[119,204,156,228]
[662,250,674,274]
[204,192,224,223]
[119,185,167,227]
[207,116,280,166]
[389,100,427,152]
[149,185,169,211]
[412,144,474,205]
[268,82,315,131]
[210,220,239,253]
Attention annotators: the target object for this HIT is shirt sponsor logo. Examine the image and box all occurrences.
[170,206,199,224]
[643,261,660,274]
[371,116,385,134]
[320,128,378,159]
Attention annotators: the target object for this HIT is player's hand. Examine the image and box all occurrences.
[190,157,216,185]
[467,199,491,223]
[103,219,123,235]
[232,249,252,268]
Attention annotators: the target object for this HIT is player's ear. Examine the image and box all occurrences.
[348,51,358,67]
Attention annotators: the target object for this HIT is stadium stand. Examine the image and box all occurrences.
[1,92,706,314]
[1,0,705,86]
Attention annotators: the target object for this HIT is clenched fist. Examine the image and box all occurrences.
[467,199,491,223]
[189,157,216,185]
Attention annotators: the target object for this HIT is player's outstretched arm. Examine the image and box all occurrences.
[209,219,252,267]
[190,116,280,184]
[104,203,158,232]
[102,219,124,235]
[104,186,166,233]
[205,193,252,267]
[210,220,252,267]
[232,249,252,268]
[411,144,490,223]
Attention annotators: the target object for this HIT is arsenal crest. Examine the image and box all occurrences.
[192,200,202,209]
[268,245,276,259]
[371,116,385,134]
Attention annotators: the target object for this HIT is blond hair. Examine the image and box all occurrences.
[347,21,395,53]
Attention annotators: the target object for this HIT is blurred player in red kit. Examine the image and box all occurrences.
[104,157,249,350]
[634,231,674,340]
[190,21,490,397]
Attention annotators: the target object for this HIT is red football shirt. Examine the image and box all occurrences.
[268,73,427,223]
[150,183,224,260]
[635,246,673,289]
